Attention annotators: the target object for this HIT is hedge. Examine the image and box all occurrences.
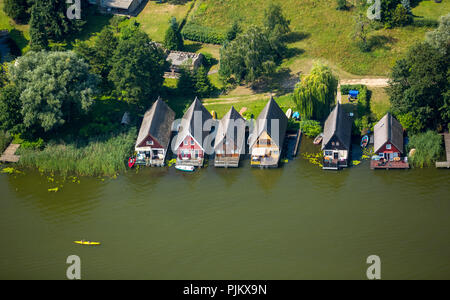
[181,24,226,44]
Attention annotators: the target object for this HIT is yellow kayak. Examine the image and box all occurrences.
[74,240,100,246]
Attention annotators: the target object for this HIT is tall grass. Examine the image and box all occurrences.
[18,128,137,177]
[408,131,443,168]
[0,130,12,153]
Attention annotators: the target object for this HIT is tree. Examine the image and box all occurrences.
[0,84,23,134]
[264,3,290,36]
[74,26,118,88]
[353,12,372,52]
[425,13,450,55]
[194,66,214,97]
[0,64,7,88]
[163,17,183,51]
[8,51,99,133]
[28,0,86,47]
[177,67,195,95]
[387,42,449,131]
[380,0,412,28]
[109,28,167,109]
[220,25,278,84]
[293,63,338,121]
[226,21,241,42]
[3,0,31,24]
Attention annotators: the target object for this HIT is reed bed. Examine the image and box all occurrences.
[408,131,443,168]
[18,129,136,177]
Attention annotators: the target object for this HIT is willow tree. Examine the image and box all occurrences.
[293,64,338,121]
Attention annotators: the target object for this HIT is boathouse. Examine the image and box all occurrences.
[214,106,246,168]
[371,113,409,169]
[248,97,288,168]
[135,97,175,167]
[174,97,213,167]
[321,103,352,170]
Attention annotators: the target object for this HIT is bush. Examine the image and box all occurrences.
[336,0,347,10]
[0,131,12,153]
[408,131,443,168]
[181,24,226,44]
[300,120,322,137]
[21,138,44,150]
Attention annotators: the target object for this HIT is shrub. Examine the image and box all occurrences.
[0,131,12,153]
[336,0,347,10]
[300,120,322,137]
[21,138,45,150]
[181,24,226,44]
[408,131,443,168]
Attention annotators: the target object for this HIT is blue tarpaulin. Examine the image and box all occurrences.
[349,90,359,98]
[292,112,300,119]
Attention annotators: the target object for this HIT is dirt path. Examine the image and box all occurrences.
[340,78,389,87]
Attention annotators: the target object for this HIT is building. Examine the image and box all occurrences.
[135,97,175,167]
[165,51,204,78]
[214,106,246,168]
[174,97,213,167]
[371,113,409,169]
[322,103,352,170]
[248,97,288,168]
[90,0,144,15]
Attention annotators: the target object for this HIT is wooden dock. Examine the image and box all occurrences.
[0,144,20,163]
[436,133,450,168]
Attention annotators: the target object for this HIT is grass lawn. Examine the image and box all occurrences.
[185,0,449,76]
[370,87,391,120]
[135,0,194,42]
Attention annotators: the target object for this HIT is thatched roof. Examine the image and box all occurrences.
[175,97,212,150]
[321,103,352,150]
[214,106,246,152]
[374,113,404,153]
[136,97,175,150]
[248,97,288,148]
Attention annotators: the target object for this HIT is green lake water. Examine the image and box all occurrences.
[1,140,450,279]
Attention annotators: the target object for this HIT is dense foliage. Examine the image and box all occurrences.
[425,13,450,55]
[293,64,338,121]
[380,0,413,28]
[408,131,443,168]
[108,25,167,109]
[387,42,449,132]
[7,51,99,134]
[299,120,322,137]
[0,130,12,153]
[177,66,215,97]
[2,0,31,24]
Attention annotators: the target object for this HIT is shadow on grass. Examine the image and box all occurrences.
[8,29,28,54]
[367,35,397,51]
[183,42,203,53]
[284,31,310,43]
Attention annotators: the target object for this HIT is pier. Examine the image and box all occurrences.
[0,144,20,163]
[436,133,450,168]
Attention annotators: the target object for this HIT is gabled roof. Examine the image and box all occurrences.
[248,97,288,148]
[214,106,246,152]
[321,103,352,150]
[136,97,175,149]
[374,113,404,153]
[175,97,212,150]
[102,0,135,10]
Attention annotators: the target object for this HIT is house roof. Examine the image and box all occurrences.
[214,106,246,152]
[374,113,404,153]
[175,97,212,150]
[248,97,288,148]
[321,103,352,150]
[136,97,175,150]
[102,0,135,9]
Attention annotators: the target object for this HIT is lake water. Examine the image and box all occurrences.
[1,139,449,279]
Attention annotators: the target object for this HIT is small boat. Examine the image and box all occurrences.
[211,110,217,119]
[361,135,369,148]
[74,240,100,246]
[313,133,324,145]
[175,165,195,172]
[285,108,292,119]
[128,157,136,168]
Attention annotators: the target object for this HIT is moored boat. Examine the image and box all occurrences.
[175,165,195,172]
[128,157,136,168]
[285,108,292,119]
[361,135,369,148]
[313,133,324,145]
